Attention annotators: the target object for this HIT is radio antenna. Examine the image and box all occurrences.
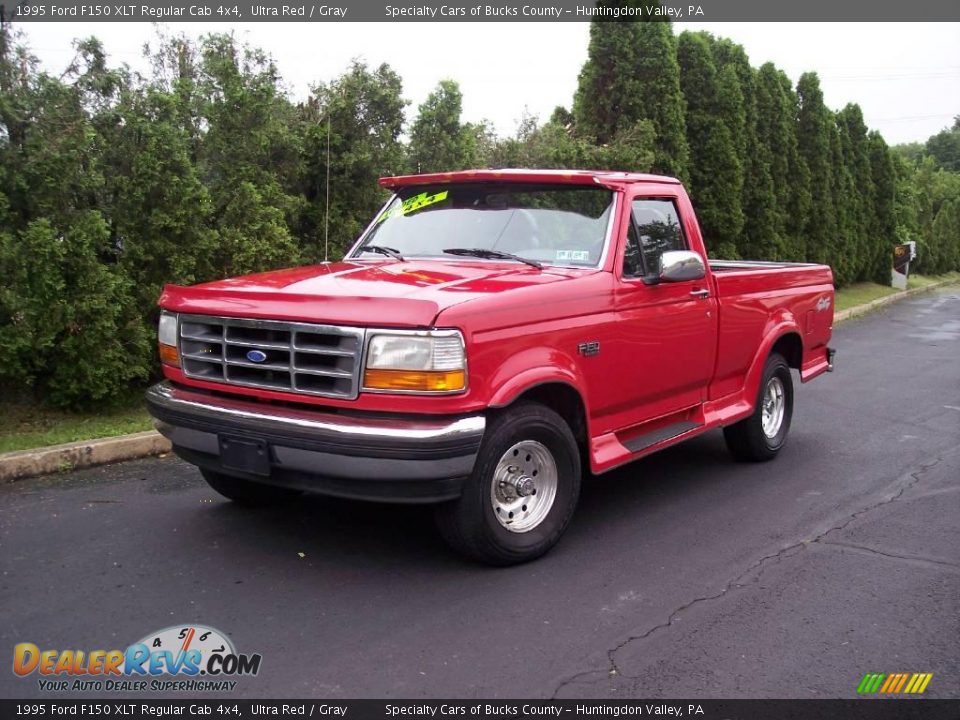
[323,110,331,263]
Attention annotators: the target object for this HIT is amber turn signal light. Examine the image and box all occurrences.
[363,369,465,392]
[159,343,180,367]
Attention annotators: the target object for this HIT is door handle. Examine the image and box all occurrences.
[689,289,710,299]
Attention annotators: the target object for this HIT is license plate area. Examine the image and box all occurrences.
[218,435,270,476]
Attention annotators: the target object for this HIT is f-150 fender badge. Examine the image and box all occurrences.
[816,296,831,312]
[578,341,600,357]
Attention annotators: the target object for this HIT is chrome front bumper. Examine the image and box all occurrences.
[145,382,485,502]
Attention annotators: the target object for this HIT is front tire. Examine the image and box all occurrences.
[435,402,581,566]
[200,469,302,505]
[723,352,794,462]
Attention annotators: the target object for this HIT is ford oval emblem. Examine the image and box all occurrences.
[246,349,268,363]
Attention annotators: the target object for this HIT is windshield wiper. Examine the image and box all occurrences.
[443,248,542,270]
[358,245,405,261]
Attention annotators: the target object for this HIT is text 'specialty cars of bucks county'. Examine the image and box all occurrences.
[146,169,836,565]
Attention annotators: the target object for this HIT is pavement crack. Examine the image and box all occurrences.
[814,454,945,544]
[549,541,809,698]
[549,454,949,698]
[818,540,960,572]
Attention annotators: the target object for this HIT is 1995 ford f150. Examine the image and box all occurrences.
[146,169,836,564]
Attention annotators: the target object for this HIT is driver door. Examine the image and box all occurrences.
[610,195,718,430]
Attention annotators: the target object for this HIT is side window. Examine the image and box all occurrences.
[623,199,687,278]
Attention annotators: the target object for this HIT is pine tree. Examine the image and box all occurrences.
[676,32,743,258]
[796,73,838,269]
[302,61,407,259]
[778,70,812,260]
[573,7,688,179]
[829,120,858,285]
[114,86,218,317]
[867,132,897,283]
[709,39,757,260]
[745,64,809,261]
[408,80,477,173]
[836,104,876,281]
[572,14,645,145]
[195,34,303,276]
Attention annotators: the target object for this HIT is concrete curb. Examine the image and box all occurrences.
[833,278,955,324]
[1,279,955,483]
[0,430,171,483]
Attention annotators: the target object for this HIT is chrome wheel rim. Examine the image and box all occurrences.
[761,376,785,439]
[490,440,558,533]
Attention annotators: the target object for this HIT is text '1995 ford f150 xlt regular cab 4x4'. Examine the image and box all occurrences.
[146,169,836,565]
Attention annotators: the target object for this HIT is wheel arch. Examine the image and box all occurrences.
[489,378,589,456]
[770,332,803,371]
[743,324,803,408]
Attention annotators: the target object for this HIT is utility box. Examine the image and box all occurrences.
[891,241,917,290]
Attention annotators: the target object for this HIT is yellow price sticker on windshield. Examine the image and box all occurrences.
[377,190,449,224]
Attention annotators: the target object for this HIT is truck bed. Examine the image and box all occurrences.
[708,259,834,399]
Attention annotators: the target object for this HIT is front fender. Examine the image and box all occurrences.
[487,346,588,409]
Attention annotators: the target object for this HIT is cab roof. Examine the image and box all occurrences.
[379,168,681,190]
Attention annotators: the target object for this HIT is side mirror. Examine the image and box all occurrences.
[659,250,706,283]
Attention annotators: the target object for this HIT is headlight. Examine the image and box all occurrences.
[363,330,466,393]
[158,311,180,367]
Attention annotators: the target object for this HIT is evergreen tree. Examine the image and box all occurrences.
[114,86,218,317]
[573,7,688,178]
[925,117,960,172]
[776,69,811,260]
[676,32,743,258]
[0,214,150,408]
[572,8,646,145]
[302,61,406,259]
[195,34,303,276]
[796,73,838,268]
[829,120,858,285]
[867,132,897,283]
[930,198,960,273]
[408,80,476,173]
[836,104,876,281]
[709,38,757,259]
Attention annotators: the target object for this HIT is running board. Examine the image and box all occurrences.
[622,421,703,454]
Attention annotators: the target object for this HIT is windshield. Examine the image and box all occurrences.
[352,183,615,268]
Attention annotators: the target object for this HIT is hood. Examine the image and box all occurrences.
[159,259,594,328]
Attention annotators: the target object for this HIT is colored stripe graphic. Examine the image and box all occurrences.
[857,673,886,694]
[905,673,933,694]
[856,672,933,694]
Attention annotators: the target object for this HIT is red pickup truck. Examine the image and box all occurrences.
[146,169,835,564]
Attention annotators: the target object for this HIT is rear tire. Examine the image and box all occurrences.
[200,469,302,505]
[723,353,793,462]
[435,402,581,566]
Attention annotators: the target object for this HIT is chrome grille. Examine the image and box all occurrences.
[178,314,364,399]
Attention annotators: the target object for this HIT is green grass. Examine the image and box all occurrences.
[0,401,153,454]
[834,272,960,312]
[834,282,899,312]
[908,271,960,289]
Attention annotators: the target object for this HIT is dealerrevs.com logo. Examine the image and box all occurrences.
[13,624,262,692]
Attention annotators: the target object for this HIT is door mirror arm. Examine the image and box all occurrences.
[641,254,663,285]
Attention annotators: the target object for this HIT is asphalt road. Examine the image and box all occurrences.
[2,287,958,700]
